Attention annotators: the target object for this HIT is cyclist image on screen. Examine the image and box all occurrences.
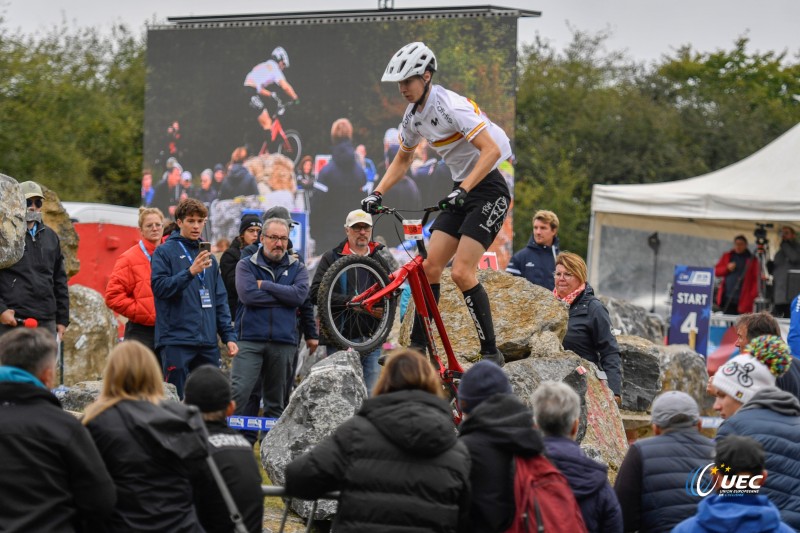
[244,46,299,148]
[362,42,512,366]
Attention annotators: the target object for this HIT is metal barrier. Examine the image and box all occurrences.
[262,485,340,533]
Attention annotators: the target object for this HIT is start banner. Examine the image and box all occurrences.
[668,265,714,356]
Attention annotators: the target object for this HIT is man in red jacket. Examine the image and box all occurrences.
[715,235,760,314]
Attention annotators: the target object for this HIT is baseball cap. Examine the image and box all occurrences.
[20,181,44,199]
[458,360,512,414]
[263,205,298,227]
[344,209,373,228]
[181,171,193,183]
[650,390,700,429]
[383,128,400,147]
[184,365,232,413]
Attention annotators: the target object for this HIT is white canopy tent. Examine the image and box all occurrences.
[588,123,800,314]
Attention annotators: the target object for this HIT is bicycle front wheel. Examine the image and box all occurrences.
[317,254,396,353]
[277,130,302,166]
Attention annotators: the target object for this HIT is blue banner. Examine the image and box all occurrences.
[289,211,308,262]
[668,265,715,355]
[227,416,278,432]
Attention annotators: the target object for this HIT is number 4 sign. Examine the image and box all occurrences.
[668,265,714,356]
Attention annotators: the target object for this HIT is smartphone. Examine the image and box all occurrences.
[199,242,211,254]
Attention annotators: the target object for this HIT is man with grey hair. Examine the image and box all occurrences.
[231,217,309,422]
[614,390,713,533]
[532,381,622,533]
[0,328,116,531]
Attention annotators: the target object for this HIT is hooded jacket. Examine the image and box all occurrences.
[544,436,622,533]
[85,400,206,532]
[105,239,158,326]
[458,394,544,533]
[285,389,471,532]
[234,249,309,345]
[218,163,258,201]
[0,222,69,326]
[506,235,560,290]
[220,236,245,317]
[716,387,800,529]
[562,283,623,396]
[0,367,116,532]
[672,494,794,533]
[151,232,236,348]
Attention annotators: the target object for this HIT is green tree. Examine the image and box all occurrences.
[0,22,145,205]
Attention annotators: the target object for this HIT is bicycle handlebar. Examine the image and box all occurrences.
[372,205,440,227]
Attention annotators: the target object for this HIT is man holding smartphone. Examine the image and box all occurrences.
[151,199,238,398]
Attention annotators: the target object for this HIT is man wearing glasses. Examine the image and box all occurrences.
[0,181,69,339]
[309,209,393,394]
[231,216,310,422]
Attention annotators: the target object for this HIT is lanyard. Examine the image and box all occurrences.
[138,240,152,262]
[177,241,204,283]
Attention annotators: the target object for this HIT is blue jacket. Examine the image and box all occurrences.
[614,428,714,533]
[716,387,800,530]
[787,295,800,356]
[151,233,235,348]
[506,235,559,290]
[234,249,308,345]
[672,494,794,533]
[543,436,622,533]
[218,164,258,201]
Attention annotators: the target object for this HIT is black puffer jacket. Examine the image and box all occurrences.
[220,236,244,317]
[0,223,69,325]
[285,389,471,532]
[85,400,206,532]
[562,283,623,395]
[458,394,543,533]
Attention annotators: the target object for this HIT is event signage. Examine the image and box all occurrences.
[668,265,714,355]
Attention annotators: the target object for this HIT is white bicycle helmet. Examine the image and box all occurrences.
[271,46,290,67]
[381,42,437,82]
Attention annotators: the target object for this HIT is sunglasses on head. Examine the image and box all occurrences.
[26,198,43,208]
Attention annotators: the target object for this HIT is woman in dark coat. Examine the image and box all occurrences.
[554,252,623,405]
[284,349,471,532]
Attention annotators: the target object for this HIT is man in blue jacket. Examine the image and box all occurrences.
[231,216,309,420]
[506,210,560,290]
[152,199,238,398]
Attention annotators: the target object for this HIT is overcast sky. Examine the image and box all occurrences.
[2,0,800,64]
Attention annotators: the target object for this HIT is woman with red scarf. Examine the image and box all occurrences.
[554,252,623,406]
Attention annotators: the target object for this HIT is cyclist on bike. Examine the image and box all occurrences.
[362,42,512,366]
[244,46,299,149]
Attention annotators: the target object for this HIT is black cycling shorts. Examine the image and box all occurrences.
[429,169,510,250]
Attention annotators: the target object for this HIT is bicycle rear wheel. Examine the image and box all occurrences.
[317,254,396,353]
[277,130,302,166]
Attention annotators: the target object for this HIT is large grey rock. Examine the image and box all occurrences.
[599,295,665,343]
[618,335,663,411]
[62,285,118,386]
[0,174,26,268]
[262,351,367,520]
[41,186,80,278]
[657,344,712,415]
[57,380,179,412]
[400,269,568,364]
[580,362,629,482]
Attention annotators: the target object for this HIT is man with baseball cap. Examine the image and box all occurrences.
[713,335,800,529]
[614,390,713,533]
[0,180,69,339]
[184,366,263,533]
[309,209,393,393]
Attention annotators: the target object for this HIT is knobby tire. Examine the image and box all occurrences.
[277,130,302,166]
[317,254,397,353]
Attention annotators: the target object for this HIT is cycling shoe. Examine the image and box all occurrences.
[479,349,505,367]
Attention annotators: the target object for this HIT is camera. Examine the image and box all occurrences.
[754,223,773,245]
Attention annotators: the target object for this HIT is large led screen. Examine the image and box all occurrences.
[145,13,517,261]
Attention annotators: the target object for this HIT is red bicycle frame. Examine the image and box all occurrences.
[349,207,465,422]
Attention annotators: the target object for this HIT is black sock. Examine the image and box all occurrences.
[410,283,440,350]
[463,283,496,353]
